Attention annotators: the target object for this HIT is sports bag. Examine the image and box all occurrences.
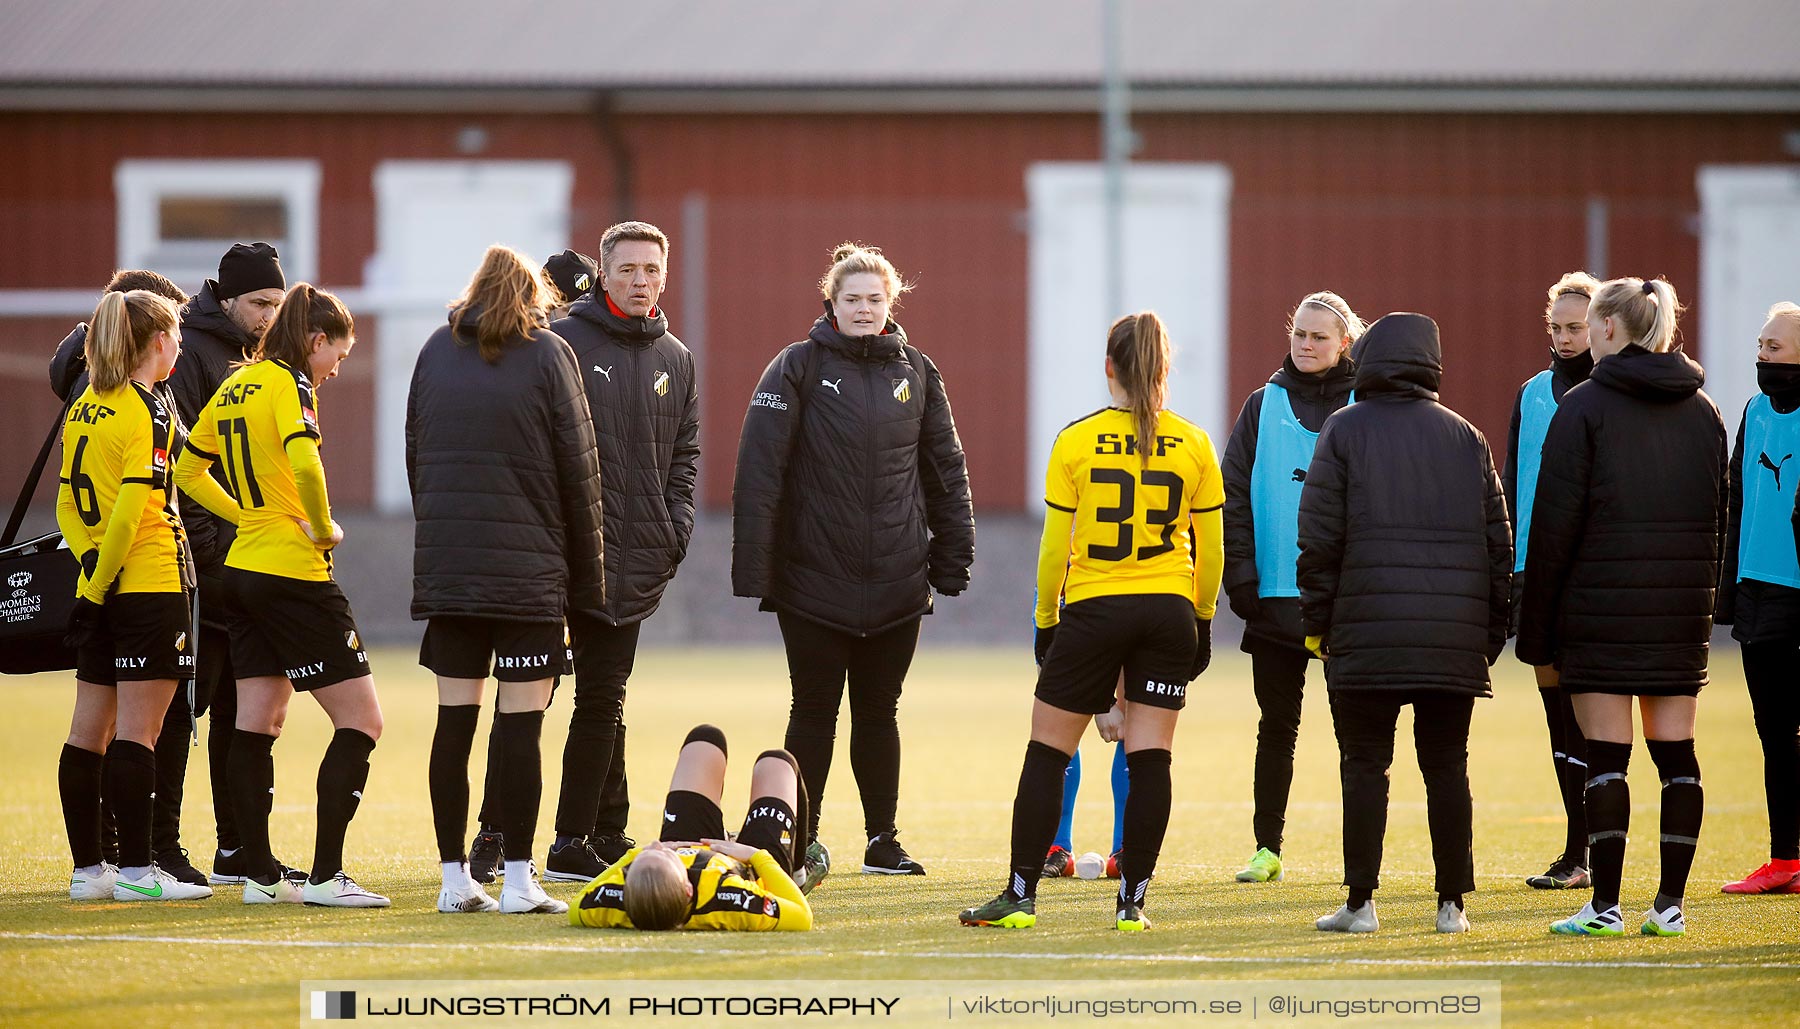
[0,403,78,674]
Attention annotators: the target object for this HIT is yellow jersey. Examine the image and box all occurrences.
[56,382,182,596]
[1037,407,1224,623]
[570,845,812,931]
[181,359,332,581]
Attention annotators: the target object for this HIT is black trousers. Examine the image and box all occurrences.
[554,616,639,838]
[1743,641,1800,861]
[1249,640,1312,854]
[1329,689,1476,895]
[777,612,920,842]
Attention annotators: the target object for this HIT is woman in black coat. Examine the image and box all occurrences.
[1517,277,1727,939]
[1220,290,1362,885]
[732,243,974,885]
[407,244,606,917]
[1296,312,1511,936]
[1714,301,1800,895]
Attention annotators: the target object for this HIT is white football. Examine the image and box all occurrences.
[1075,851,1105,880]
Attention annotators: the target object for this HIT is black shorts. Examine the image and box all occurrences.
[223,567,369,693]
[76,592,193,686]
[419,617,562,682]
[659,790,799,874]
[1035,594,1197,714]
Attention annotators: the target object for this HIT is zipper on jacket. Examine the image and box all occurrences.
[861,346,878,637]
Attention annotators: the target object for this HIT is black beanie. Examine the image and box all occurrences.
[217,242,286,301]
[544,249,599,305]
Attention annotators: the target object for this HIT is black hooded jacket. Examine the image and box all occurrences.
[1296,313,1511,696]
[731,313,974,635]
[1715,360,1800,645]
[406,313,607,622]
[1515,345,1728,692]
[165,281,258,604]
[550,295,699,625]
[1221,355,1356,651]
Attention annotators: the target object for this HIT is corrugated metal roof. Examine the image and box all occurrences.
[0,0,1795,90]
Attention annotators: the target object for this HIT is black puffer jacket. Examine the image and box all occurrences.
[1715,361,1800,645]
[1515,345,1728,692]
[1296,313,1511,696]
[732,313,974,635]
[406,312,606,622]
[1221,355,1356,652]
[551,295,699,625]
[166,282,257,586]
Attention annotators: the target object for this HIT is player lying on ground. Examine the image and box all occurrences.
[570,724,814,930]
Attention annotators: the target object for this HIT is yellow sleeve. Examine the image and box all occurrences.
[749,850,813,931]
[286,436,335,539]
[1034,506,1075,628]
[81,481,151,603]
[1191,508,1224,619]
[172,445,240,525]
[1189,429,1225,619]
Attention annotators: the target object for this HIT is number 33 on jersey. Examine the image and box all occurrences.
[1043,408,1224,607]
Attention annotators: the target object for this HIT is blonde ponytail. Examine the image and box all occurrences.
[1590,277,1685,354]
[1106,311,1171,466]
[85,290,177,392]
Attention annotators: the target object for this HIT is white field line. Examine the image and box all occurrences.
[3,931,1796,972]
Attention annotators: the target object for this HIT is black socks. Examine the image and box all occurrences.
[103,740,157,870]
[1647,738,1703,912]
[312,728,376,885]
[1540,687,1589,865]
[59,744,104,868]
[1005,740,1072,901]
[1119,749,1172,911]
[429,705,480,863]
[1583,739,1633,912]
[1347,887,1373,909]
[228,729,280,884]
[493,710,546,862]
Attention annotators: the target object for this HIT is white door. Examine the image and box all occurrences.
[1026,162,1233,509]
[1698,166,1800,429]
[368,160,573,513]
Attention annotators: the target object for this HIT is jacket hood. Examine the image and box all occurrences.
[1269,353,1357,399]
[808,309,906,362]
[181,280,255,351]
[1350,313,1441,399]
[567,293,667,345]
[49,322,87,401]
[1590,344,1705,403]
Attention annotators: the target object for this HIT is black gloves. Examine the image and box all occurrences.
[1189,617,1212,680]
[1225,584,1261,624]
[1034,624,1057,666]
[929,570,967,597]
[79,548,99,583]
[66,597,104,650]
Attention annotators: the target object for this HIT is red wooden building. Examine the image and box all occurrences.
[4,0,1798,523]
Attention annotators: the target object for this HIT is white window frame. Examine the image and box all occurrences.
[115,159,321,291]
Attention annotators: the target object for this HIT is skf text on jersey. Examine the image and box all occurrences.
[66,402,116,425]
[214,381,265,406]
[1095,433,1185,457]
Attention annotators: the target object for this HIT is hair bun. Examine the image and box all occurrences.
[831,242,863,264]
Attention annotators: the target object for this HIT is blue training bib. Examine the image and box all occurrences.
[1251,383,1341,598]
[1513,371,1557,573]
[1738,393,1800,588]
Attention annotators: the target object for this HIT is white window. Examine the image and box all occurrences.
[115,159,320,294]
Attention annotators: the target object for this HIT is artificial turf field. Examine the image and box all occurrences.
[2,645,1797,1027]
